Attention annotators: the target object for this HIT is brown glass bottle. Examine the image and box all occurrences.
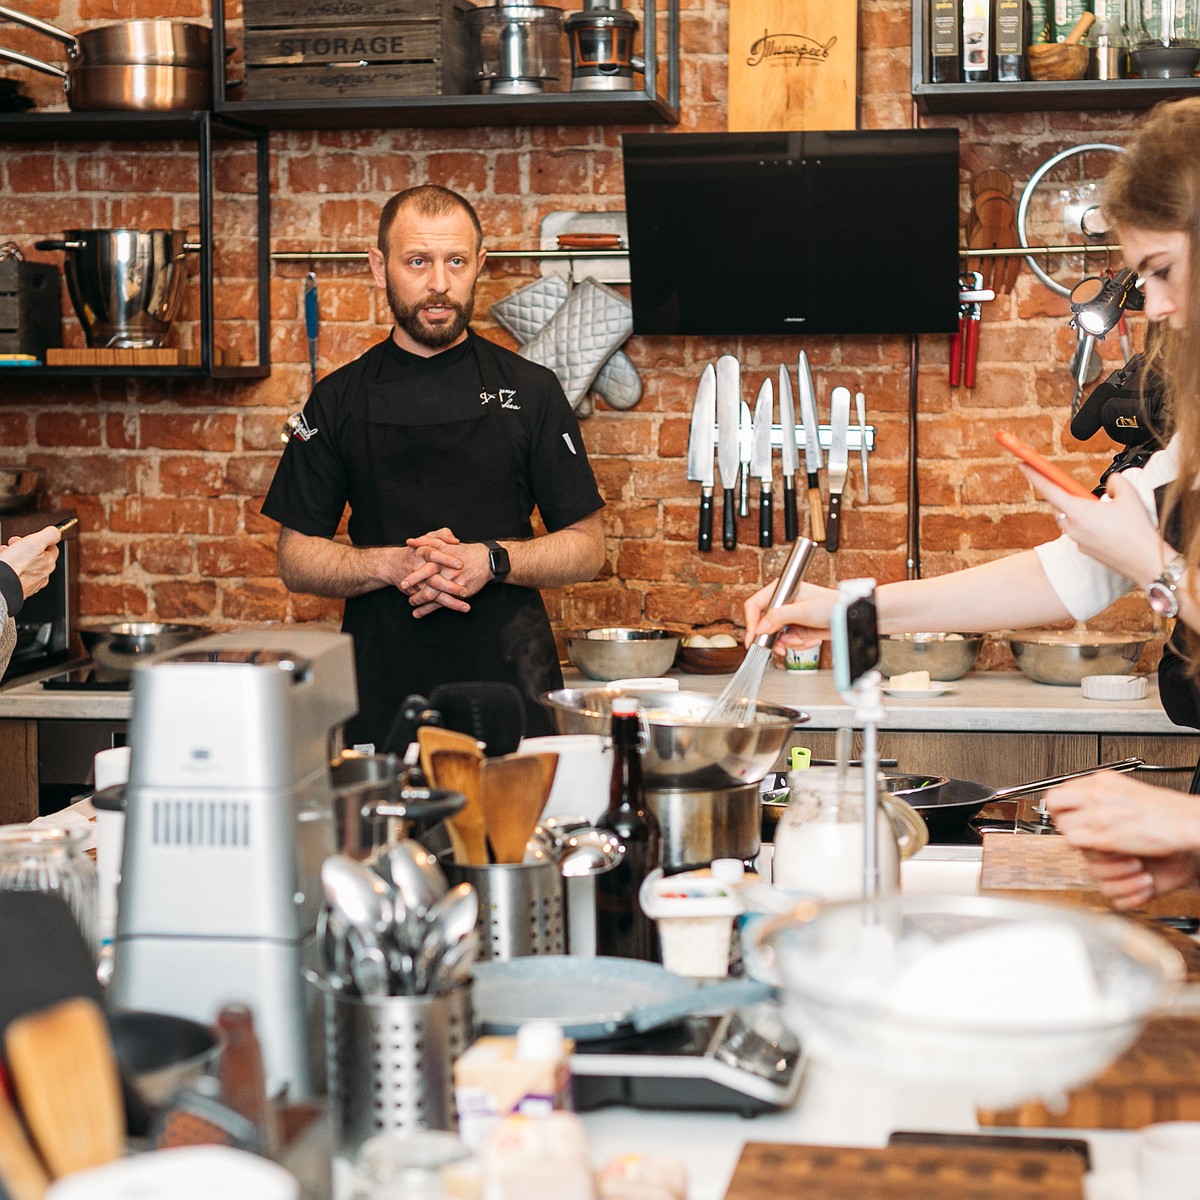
[595,698,662,961]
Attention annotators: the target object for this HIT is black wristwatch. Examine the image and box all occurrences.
[484,539,510,581]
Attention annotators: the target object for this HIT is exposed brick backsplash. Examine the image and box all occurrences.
[0,0,1161,664]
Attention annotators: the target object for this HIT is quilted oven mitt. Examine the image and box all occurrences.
[490,275,641,413]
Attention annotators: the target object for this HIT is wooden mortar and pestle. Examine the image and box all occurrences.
[1027,12,1094,80]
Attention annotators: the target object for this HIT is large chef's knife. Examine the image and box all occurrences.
[797,352,825,544]
[825,386,852,553]
[738,396,752,519]
[750,377,774,548]
[778,365,799,543]
[715,355,741,551]
[855,389,870,503]
[686,364,717,552]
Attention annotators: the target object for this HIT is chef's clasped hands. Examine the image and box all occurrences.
[399,527,494,618]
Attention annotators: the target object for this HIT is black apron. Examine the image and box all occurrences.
[342,340,561,748]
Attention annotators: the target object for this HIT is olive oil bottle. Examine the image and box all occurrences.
[930,0,962,82]
[995,0,1033,79]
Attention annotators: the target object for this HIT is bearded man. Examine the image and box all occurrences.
[262,185,605,749]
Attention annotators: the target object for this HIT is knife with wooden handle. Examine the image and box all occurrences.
[778,364,799,543]
[797,352,825,544]
[825,386,852,553]
[686,364,717,552]
[715,355,741,551]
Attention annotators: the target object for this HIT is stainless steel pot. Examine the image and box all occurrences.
[0,6,211,66]
[34,230,196,349]
[79,621,206,675]
[0,47,211,111]
[647,781,760,871]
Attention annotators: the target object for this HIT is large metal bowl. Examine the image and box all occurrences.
[0,466,45,513]
[539,687,807,788]
[80,621,207,675]
[877,633,983,681]
[1005,631,1150,686]
[566,627,681,682]
[110,1009,220,1107]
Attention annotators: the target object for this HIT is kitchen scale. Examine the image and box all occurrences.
[569,1008,804,1118]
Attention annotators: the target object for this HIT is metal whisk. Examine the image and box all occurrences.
[707,537,817,724]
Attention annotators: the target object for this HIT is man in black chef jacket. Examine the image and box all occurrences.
[262,185,606,749]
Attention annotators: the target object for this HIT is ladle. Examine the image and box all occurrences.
[557,829,622,877]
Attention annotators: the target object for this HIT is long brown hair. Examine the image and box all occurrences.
[1104,98,1200,649]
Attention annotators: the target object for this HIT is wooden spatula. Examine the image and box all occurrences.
[417,726,483,784]
[428,748,488,865]
[6,997,125,1178]
[0,1091,49,1200]
[479,754,548,865]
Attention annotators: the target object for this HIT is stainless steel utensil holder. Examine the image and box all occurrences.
[446,860,564,960]
[323,983,473,1159]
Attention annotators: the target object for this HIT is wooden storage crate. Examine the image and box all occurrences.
[0,259,61,359]
[241,0,474,100]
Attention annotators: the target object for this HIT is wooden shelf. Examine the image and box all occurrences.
[911,1,1200,114]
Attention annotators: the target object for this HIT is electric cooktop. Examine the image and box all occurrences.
[40,666,131,692]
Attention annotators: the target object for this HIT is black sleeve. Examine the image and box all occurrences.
[525,368,604,532]
[0,561,22,618]
[1157,636,1200,731]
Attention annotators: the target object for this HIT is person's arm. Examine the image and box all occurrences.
[744,549,1072,648]
[402,511,605,617]
[276,526,462,599]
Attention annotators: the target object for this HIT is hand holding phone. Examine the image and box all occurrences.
[995,430,1098,501]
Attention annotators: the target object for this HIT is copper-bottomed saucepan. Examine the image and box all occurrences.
[0,5,211,66]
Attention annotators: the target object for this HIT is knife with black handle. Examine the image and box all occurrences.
[778,365,799,543]
[685,364,717,552]
[751,377,774,548]
[825,386,851,554]
[715,355,741,551]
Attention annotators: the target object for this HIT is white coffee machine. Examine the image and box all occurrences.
[108,627,357,1098]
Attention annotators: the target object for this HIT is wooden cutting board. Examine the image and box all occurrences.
[980,832,1200,918]
[722,1141,1084,1200]
[727,0,858,132]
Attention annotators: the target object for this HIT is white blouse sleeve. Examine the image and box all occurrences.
[1033,435,1181,621]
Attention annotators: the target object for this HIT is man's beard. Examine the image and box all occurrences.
[386,279,474,350]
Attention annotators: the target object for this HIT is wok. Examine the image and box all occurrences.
[0,6,211,66]
[472,955,772,1041]
[763,757,1145,841]
[0,47,211,110]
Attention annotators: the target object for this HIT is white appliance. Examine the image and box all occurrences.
[108,627,357,1098]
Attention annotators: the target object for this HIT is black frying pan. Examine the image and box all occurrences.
[763,757,1145,841]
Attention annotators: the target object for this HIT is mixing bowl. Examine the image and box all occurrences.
[110,1009,220,1106]
[539,686,806,788]
[566,627,680,682]
[876,633,983,681]
[0,466,44,513]
[1005,631,1150,686]
[749,892,1185,1109]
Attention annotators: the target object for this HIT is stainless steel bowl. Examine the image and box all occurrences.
[0,466,44,513]
[80,621,206,674]
[1005,631,1150,686]
[566,627,680,682]
[110,1009,220,1106]
[539,687,806,788]
[877,633,983,681]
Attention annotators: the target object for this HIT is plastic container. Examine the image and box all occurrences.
[638,869,742,979]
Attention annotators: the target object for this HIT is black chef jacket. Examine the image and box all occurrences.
[262,331,604,748]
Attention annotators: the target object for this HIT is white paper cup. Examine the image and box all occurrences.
[1140,1121,1200,1200]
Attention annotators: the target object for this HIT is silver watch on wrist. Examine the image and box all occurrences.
[1146,553,1186,618]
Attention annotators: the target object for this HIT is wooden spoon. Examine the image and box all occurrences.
[417,726,483,786]
[0,1091,49,1200]
[428,748,488,865]
[6,997,124,1178]
[479,754,549,865]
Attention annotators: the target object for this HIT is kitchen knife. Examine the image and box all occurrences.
[825,386,852,554]
[686,363,717,552]
[855,389,869,503]
[778,365,799,543]
[750,376,774,548]
[304,272,319,393]
[715,355,741,551]
[738,395,752,519]
[796,352,825,544]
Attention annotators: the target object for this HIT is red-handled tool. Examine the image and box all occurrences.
[963,301,981,388]
[953,272,992,390]
[949,307,965,387]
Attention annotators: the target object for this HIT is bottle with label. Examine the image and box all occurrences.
[995,0,1032,79]
[595,697,661,961]
[961,0,993,81]
[1052,0,1092,42]
[930,0,962,82]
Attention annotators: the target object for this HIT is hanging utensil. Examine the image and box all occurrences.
[778,364,800,543]
[796,352,824,543]
[750,376,774,548]
[685,363,717,552]
[304,271,318,393]
[824,387,851,553]
[854,390,869,503]
[738,392,753,519]
[715,354,741,551]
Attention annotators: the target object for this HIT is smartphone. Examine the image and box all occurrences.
[831,579,879,691]
[53,516,78,534]
[995,430,1098,501]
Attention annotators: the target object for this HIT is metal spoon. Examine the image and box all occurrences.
[556,829,623,877]
[415,883,479,994]
[321,854,396,935]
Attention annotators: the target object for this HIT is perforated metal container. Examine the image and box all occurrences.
[445,859,564,960]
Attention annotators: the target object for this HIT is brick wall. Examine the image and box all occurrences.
[0,0,1158,663]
